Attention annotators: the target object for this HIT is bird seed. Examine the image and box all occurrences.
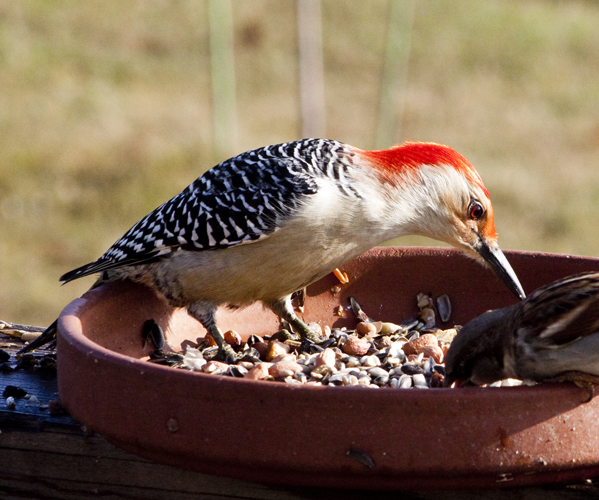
[145,292,480,389]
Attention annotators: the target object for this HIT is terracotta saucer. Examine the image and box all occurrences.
[57,247,599,490]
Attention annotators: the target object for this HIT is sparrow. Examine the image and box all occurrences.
[444,271,599,393]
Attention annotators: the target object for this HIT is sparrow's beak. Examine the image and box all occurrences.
[477,241,526,300]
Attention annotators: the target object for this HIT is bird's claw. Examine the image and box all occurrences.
[285,318,322,343]
[269,329,298,342]
[543,371,599,403]
[213,344,240,364]
[577,382,596,404]
[303,329,322,343]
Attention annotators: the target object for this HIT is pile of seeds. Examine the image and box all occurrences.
[147,292,495,389]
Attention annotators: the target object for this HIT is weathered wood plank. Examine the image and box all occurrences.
[0,428,312,500]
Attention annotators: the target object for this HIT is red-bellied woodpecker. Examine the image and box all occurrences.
[445,272,599,391]
[20,138,525,361]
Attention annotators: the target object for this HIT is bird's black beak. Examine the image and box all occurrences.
[477,241,526,300]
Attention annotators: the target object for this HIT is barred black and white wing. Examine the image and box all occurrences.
[60,139,358,283]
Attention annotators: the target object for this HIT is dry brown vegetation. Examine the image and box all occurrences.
[1,0,598,325]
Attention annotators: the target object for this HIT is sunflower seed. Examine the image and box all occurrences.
[436,294,452,323]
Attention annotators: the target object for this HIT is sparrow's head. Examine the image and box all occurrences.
[444,306,518,387]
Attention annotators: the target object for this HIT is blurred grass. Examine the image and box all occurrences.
[0,0,598,325]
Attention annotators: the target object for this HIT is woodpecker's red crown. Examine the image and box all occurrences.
[357,141,490,199]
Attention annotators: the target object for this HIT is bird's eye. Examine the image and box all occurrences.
[468,201,484,220]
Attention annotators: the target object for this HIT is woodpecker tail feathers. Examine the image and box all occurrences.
[16,319,58,356]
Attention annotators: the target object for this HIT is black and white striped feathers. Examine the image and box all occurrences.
[60,139,360,283]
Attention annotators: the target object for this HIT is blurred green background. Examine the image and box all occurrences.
[1,0,599,326]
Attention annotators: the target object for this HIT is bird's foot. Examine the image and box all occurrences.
[267,297,323,343]
[283,317,322,343]
[212,344,240,364]
[299,326,322,343]
[577,381,596,404]
[269,329,298,342]
[543,371,599,403]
